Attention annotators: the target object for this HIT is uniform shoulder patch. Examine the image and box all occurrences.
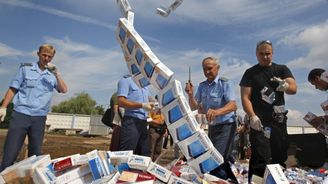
[20,63,33,67]
[219,76,229,81]
[123,74,132,78]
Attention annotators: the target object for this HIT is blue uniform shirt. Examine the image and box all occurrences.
[117,75,150,120]
[195,75,236,125]
[10,62,58,116]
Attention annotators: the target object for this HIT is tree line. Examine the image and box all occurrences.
[0,92,105,128]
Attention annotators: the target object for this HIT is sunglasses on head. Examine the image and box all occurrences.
[256,40,272,48]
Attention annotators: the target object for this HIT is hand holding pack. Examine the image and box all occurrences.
[271,76,289,92]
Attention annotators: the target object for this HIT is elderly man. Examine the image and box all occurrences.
[0,44,68,171]
[185,56,237,180]
[239,40,297,180]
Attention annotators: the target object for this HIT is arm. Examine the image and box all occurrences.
[185,82,198,110]
[118,96,143,109]
[207,101,237,122]
[1,88,17,108]
[284,77,297,95]
[55,73,68,93]
[241,86,256,117]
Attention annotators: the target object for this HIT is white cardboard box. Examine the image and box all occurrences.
[177,130,213,160]
[188,148,224,175]
[162,95,191,125]
[158,80,184,108]
[150,62,174,90]
[127,154,151,171]
[147,162,172,183]
[263,164,289,184]
[167,111,200,143]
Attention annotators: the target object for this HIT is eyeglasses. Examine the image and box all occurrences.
[256,40,272,48]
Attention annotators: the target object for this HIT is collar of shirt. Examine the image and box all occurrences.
[32,62,52,76]
[205,75,220,86]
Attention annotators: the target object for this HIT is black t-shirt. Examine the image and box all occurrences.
[239,63,294,120]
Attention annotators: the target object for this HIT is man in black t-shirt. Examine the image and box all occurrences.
[239,40,297,180]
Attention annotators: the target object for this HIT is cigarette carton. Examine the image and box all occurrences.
[167,111,200,143]
[150,62,174,90]
[147,162,172,183]
[188,148,224,175]
[116,0,132,18]
[132,72,151,88]
[87,150,106,180]
[177,130,213,160]
[263,164,289,184]
[168,175,193,184]
[127,155,152,171]
[158,80,184,108]
[138,50,160,80]
[162,95,191,125]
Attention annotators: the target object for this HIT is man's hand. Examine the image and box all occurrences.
[271,76,289,92]
[46,63,58,75]
[185,81,194,96]
[250,115,263,131]
[142,102,155,111]
[0,108,7,122]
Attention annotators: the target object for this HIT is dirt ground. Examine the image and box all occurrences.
[0,129,175,166]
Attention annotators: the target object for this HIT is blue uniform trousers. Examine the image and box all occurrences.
[119,116,150,156]
[208,122,237,180]
[0,111,46,172]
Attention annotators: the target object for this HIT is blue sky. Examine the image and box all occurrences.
[0,0,327,125]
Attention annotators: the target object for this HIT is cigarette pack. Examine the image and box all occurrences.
[132,72,151,88]
[127,155,151,171]
[87,150,106,180]
[321,100,328,115]
[320,71,328,83]
[147,162,172,182]
[118,170,156,183]
[168,175,193,184]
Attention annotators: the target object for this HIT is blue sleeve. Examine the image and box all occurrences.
[195,84,201,103]
[117,78,130,98]
[223,81,236,102]
[9,66,24,90]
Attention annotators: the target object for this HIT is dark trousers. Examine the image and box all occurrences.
[148,127,164,161]
[208,122,237,180]
[110,124,121,151]
[119,116,150,156]
[248,120,288,179]
[0,111,46,172]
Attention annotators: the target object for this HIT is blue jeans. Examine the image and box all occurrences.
[0,111,46,172]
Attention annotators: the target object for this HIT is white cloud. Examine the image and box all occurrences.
[285,20,328,68]
[0,0,116,30]
[287,109,307,126]
[0,43,24,57]
[130,0,324,26]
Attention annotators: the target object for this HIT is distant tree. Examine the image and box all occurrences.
[0,100,13,129]
[52,92,104,115]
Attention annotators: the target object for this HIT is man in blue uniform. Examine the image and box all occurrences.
[117,75,154,156]
[0,44,68,171]
[240,40,297,180]
[185,56,237,180]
